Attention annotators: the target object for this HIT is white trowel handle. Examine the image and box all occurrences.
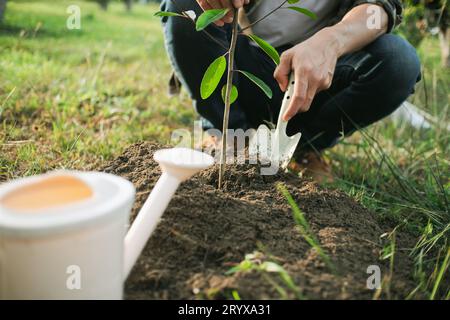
[276,74,295,132]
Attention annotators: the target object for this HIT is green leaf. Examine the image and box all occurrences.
[287,0,300,3]
[221,85,238,104]
[200,56,227,100]
[247,34,280,65]
[238,70,272,99]
[286,7,317,20]
[196,8,229,31]
[154,11,183,17]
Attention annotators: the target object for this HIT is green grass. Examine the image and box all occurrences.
[277,183,335,273]
[326,35,450,299]
[0,0,195,180]
[0,0,449,299]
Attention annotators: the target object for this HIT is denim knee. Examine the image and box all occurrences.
[161,0,201,41]
[160,0,199,15]
[367,34,421,98]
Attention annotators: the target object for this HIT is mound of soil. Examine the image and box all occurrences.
[101,142,417,299]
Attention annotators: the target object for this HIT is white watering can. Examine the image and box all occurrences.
[0,148,214,299]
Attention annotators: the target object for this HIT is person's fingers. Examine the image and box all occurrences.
[221,0,247,24]
[317,69,333,92]
[197,0,213,11]
[283,71,308,121]
[207,0,222,9]
[203,0,225,26]
[220,0,234,23]
[273,51,292,92]
[199,0,242,25]
[298,68,321,111]
[232,0,246,8]
[300,82,318,113]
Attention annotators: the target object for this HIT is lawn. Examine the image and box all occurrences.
[0,0,449,299]
[0,0,195,178]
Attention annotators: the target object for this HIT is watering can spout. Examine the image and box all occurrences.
[123,148,214,280]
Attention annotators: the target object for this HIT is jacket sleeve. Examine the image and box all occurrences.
[352,0,403,33]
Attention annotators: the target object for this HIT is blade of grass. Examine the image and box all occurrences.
[430,246,450,300]
[277,183,336,273]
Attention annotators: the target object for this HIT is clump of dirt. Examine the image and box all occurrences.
[101,142,417,299]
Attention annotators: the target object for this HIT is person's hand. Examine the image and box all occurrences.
[274,30,340,121]
[196,0,250,26]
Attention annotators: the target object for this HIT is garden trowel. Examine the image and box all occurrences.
[249,75,301,170]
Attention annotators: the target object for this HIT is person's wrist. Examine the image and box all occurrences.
[317,27,345,58]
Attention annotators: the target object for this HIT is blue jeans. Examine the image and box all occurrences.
[161,0,421,151]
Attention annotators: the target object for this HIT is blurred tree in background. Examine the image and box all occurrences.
[89,0,149,11]
[0,0,7,23]
[0,0,446,64]
[397,0,427,47]
[398,0,449,67]
[88,0,161,11]
[88,0,113,11]
[124,0,132,11]
[0,0,165,23]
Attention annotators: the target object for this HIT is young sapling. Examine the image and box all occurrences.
[156,0,316,188]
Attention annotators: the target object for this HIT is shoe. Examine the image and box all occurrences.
[197,131,247,156]
[196,132,220,152]
[288,151,334,184]
[168,72,182,97]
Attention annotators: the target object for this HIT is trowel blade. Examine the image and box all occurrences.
[274,132,302,170]
[248,124,272,162]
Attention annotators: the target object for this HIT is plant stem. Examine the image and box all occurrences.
[241,0,289,32]
[218,8,239,189]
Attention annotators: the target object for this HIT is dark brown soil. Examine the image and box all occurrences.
[101,142,418,300]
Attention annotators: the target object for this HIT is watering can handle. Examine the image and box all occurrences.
[123,172,180,280]
[276,74,295,133]
[122,148,215,281]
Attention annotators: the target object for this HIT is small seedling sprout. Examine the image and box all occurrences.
[226,251,303,299]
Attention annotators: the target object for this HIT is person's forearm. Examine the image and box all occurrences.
[274,3,390,119]
[318,4,388,58]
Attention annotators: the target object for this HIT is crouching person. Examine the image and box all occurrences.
[160,0,421,182]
